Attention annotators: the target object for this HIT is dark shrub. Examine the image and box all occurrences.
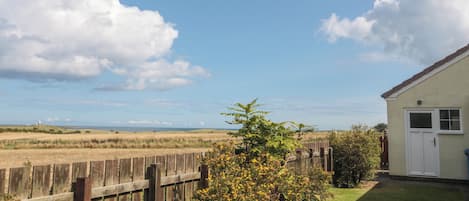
[329,126,380,188]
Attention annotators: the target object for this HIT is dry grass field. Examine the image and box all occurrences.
[0,130,232,149]
[0,126,329,168]
[0,148,209,168]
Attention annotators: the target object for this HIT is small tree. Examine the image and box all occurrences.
[194,99,331,200]
[221,99,299,159]
[373,123,387,133]
[329,126,380,188]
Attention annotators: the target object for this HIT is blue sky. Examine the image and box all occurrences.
[0,0,468,129]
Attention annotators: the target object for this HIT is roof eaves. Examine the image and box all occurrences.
[381,43,469,99]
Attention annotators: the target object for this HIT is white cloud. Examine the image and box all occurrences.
[321,13,374,43]
[320,0,469,64]
[0,0,208,89]
[102,60,210,90]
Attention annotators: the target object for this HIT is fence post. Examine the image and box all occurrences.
[74,177,91,201]
[148,164,164,201]
[199,164,208,189]
[324,149,328,171]
[328,147,334,172]
[320,147,326,171]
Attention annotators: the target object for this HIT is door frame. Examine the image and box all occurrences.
[404,109,440,177]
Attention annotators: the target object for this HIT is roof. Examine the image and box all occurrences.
[381,43,469,99]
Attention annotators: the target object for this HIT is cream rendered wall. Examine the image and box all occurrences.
[386,55,469,180]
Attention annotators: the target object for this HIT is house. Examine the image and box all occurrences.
[382,44,469,181]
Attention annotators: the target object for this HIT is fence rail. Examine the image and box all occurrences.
[0,140,330,201]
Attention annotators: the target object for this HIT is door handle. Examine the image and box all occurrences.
[433,137,436,147]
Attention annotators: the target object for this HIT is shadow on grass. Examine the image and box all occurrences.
[355,178,466,201]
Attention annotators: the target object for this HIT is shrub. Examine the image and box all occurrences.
[221,99,300,159]
[194,142,331,201]
[194,99,331,200]
[373,123,387,133]
[329,126,380,188]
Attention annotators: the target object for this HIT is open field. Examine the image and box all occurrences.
[0,148,209,168]
[0,128,328,150]
[0,126,328,168]
[0,129,233,150]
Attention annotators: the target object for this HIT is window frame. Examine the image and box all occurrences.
[437,108,463,134]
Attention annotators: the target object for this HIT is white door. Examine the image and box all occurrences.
[406,111,439,177]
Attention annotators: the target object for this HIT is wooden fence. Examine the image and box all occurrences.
[0,140,331,201]
[0,153,204,201]
[379,133,389,170]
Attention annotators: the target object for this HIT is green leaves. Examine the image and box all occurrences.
[193,99,331,200]
[221,99,300,159]
[329,127,381,188]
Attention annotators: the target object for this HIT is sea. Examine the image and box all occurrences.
[64,125,234,132]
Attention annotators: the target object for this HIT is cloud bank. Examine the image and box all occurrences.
[321,0,469,64]
[0,0,208,90]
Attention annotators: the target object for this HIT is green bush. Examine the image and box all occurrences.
[221,99,299,159]
[194,143,331,201]
[194,99,332,200]
[329,126,380,188]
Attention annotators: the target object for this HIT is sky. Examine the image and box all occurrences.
[0,0,468,130]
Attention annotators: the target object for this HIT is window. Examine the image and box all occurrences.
[410,113,432,128]
[439,109,461,131]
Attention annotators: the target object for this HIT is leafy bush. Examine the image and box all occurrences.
[329,126,380,188]
[194,99,332,200]
[221,99,300,159]
[373,123,387,133]
[194,142,331,201]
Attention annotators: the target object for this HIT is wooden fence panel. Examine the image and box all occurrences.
[144,156,156,170]
[154,156,166,201]
[175,154,185,200]
[165,154,176,200]
[119,158,132,201]
[104,160,118,201]
[380,135,389,170]
[193,153,202,190]
[52,164,71,194]
[320,147,326,170]
[156,156,166,172]
[90,161,105,188]
[31,165,51,197]
[132,157,144,201]
[143,156,156,201]
[184,153,195,200]
[8,166,32,199]
[0,169,5,196]
[72,162,87,184]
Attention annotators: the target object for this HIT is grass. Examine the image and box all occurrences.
[330,179,466,201]
[330,185,373,201]
[0,138,218,149]
[0,124,81,134]
[0,126,329,168]
[0,128,328,150]
[0,128,233,149]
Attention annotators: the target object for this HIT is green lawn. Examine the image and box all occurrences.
[330,179,466,201]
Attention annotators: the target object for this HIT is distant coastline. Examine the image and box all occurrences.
[63,125,235,132]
